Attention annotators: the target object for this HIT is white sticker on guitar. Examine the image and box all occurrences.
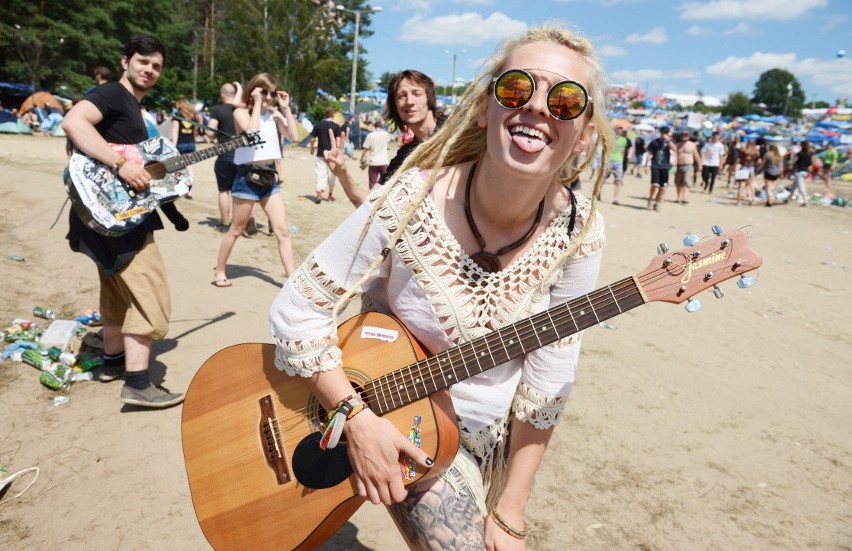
[360,326,398,343]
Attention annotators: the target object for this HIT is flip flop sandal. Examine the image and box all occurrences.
[211,278,232,288]
[0,467,39,503]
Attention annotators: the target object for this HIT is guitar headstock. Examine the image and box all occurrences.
[636,226,762,310]
[246,131,266,147]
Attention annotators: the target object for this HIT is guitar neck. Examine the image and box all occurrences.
[364,276,645,415]
[162,135,250,172]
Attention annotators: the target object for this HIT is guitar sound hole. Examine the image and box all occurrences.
[292,432,353,489]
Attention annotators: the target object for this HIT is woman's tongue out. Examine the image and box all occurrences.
[510,126,550,153]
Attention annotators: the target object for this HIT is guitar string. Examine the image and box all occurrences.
[361,264,705,412]
[271,281,639,429]
[272,269,669,429]
[275,273,673,430]
[272,259,727,427]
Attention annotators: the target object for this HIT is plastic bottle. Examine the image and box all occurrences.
[33,307,56,320]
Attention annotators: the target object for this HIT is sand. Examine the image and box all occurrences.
[0,133,850,550]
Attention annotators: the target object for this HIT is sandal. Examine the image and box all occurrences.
[0,467,39,502]
[211,278,232,288]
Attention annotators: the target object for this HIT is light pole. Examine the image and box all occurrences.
[445,49,465,106]
[337,4,382,118]
[783,82,793,117]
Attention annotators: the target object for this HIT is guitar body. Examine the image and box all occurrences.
[181,312,460,551]
[65,137,190,236]
[64,133,263,237]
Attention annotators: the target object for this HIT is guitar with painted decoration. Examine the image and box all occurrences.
[64,132,264,236]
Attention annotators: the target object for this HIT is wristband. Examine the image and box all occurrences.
[319,394,368,450]
[112,156,126,171]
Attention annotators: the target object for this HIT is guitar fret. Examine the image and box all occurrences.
[607,284,623,314]
[511,322,527,355]
[585,295,601,323]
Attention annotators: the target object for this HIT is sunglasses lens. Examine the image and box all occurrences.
[548,82,587,120]
[495,71,533,109]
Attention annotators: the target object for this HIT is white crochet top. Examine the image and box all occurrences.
[269,168,605,471]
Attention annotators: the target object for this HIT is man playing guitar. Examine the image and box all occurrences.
[62,35,184,408]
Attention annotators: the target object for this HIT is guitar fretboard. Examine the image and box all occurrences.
[162,135,253,172]
[363,276,645,415]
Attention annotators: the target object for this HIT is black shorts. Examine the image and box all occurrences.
[651,167,670,187]
[214,155,237,192]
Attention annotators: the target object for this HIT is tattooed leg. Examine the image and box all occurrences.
[387,467,485,551]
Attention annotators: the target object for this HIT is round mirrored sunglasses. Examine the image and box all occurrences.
[492,69,590,121]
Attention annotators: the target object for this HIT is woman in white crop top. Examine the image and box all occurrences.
[213,73,298,287]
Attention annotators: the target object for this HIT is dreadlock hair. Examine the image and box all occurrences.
[332,22,612,318]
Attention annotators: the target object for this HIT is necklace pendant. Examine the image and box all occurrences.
[470,250,502,274]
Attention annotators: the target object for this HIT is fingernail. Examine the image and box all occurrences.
[425,457,434,466]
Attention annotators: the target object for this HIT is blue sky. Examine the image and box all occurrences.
[353,0,851,105]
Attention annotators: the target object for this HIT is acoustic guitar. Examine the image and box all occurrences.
[64,132,264,236]
[181,226,762,550]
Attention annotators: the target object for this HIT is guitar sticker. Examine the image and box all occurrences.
[360,326,399,343]
[401,415,422,481]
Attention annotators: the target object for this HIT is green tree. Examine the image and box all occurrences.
[752,68,804,117]
[721,91,752,118]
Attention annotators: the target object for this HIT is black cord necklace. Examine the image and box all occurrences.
[464,162,545,273]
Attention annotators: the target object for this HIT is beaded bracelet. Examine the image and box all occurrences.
[489,509,528,540]
[319,394,368,450]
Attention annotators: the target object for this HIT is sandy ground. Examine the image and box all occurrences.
[0,133,850,550]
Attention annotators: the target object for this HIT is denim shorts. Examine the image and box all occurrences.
[231,165,280,201]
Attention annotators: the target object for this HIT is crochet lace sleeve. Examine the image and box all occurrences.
[269,198,391,377]
[512,208,605,429]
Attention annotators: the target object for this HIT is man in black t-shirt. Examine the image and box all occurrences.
[207,81,241,229]
[309,106,342,203]
[62,35,183,408]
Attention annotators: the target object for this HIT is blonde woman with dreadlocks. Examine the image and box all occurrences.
[270,23,610,550]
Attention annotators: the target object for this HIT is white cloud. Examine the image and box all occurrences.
[598,44,628,57]
[686,25,706,36]
[450,0,494,5]
[399,12,527,46]
[625,27,667,45]
[722,22,753,34]
[610,68,700,83]
[678,0,828,21]
[706,52,797,79]
[705,52,852,99]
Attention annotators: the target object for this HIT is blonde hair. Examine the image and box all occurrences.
[334,22,612,316]
[175,98,194,120]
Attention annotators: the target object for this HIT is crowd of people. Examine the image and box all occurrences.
[599,124,845,210]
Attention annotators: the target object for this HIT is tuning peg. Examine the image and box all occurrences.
[711,225,723,236]
[737,275,756,289]
[683,234,699,246]
[713,285,724,299]
[657,243,669,254]
[685,298,702,312]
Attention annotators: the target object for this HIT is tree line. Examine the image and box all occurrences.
[0,0,379,112]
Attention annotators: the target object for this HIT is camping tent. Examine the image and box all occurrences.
[18,91,65,115]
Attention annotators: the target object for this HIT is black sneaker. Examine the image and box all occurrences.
[98,364,125,382]
[120,384,185,408]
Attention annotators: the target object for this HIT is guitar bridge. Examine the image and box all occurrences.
[259,395,290,484]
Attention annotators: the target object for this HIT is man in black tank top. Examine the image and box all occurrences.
[62,35,184,408]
